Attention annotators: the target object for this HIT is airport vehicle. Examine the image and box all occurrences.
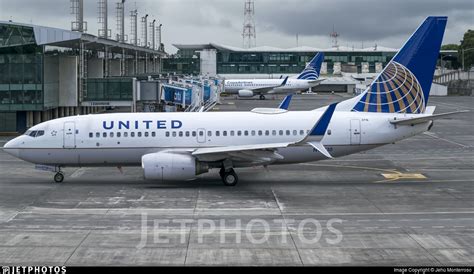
[224,53,325,100]
[4,17,465,186]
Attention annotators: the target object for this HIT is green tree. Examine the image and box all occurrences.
[441,44,459,50]
[460,29,474,70]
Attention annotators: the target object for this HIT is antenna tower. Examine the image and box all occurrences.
[242,0,256,48]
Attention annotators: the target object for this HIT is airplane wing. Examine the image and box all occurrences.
[390,110,469,126]
[307,79,326,85]
[248,76,289,94]
[191,103,338,164]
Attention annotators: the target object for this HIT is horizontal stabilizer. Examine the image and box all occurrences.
[390,110,469,126]
[307,142,333,159]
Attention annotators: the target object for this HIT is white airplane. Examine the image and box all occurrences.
[3,17,466,187]
[224,52,325,100]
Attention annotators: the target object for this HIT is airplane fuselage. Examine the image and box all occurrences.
[224,78,316,95]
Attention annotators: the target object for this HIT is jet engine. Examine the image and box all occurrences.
[142,152,209,181]
[238,89,254,97]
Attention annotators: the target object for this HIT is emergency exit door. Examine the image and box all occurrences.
[350,120,361,145]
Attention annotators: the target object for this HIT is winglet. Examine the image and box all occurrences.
[280,76,289,87]
[310,103,338,137]
[278,94,293,110]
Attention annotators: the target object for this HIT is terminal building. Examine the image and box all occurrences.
[0,21,165,133]
[164,43,458,78]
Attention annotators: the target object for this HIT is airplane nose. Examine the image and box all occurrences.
[3,138,21,158]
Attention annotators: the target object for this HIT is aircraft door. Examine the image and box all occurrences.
[197,128,206,143]
[350,119,361,145]
[63,122,76,148]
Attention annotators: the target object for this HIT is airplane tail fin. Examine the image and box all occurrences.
[297,52,324,80]
[341,16,447,114]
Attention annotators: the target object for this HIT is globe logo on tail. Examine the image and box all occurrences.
[352,61,426,114]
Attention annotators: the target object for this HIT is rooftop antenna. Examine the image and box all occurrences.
[116,0,127,42]
[242,0,256,48]
[330,25,339,49]
[98,0,111,38]
[71,0,87,32]
[150,19,156,50]
[130,9,138,45]
[296,34,299,47]
[141,14,149,47]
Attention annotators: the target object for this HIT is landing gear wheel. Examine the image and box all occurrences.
[222,169,238,187]
[259,95,266,100]
[54,172,64,183]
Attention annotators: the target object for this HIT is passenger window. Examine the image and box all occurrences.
[237,131,242,136]
[179,132,183,137]
[265,130,269,136]
[223,131,227,136]
[272,130,276,136]
[117,132,121,138]
[293,130,298,136]
[172,132,177,137]
[131,132,135,137]
[230,131,235,136]
[89,133,93,138]
[124,132,128,137]
[199,131,204,137]
[192,131,197,137]
[258,130,263,136]
[145,132,149,137]
[110,132,114,138]
[208,131,212,137]
[279,130,284,136]
[286,130,291,136]
[96,132,100,138]
[151,132,156,137]
[165,132,170,137]
[216,131,220,137]
[327,129,332,135]
[103,132,107,138]
[186,131,190,137]
[300,130,305,135]
[138,132,143,137]
[251,130,255,136]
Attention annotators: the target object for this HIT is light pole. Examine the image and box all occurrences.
[461,47,474,71]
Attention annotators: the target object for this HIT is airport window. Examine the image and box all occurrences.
[179,132,183,137]
[186,131,190,137]
[223,131,227,136]
[279,130,284,136]
[192,131,197,137]
[117,132,121,138]
[138,132,142,137]
[166,132,170,137]
[272,130,277,136]
[145,132,149,137]
[265,130,269,136]
[110,132,114,138]
[208,131,212,137]
[251,130,256,136]
[131,132,135,137]
[244,131,249,136]
[216,131,220,137]
[172,132,177,137]
[237,131,242,136]
[151,132,155,137]
[103,132,107,138]
[124,132,128,137]
[89,133,93,138]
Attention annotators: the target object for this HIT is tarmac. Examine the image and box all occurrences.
[0,94,472,266]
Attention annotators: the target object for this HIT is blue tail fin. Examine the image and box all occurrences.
[352,16,447,114]
[297,52,324,80]
[278,94,293,110]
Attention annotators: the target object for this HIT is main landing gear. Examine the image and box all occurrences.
[54,172,64,183]
[219,168,239,186]
[259,94,266,100]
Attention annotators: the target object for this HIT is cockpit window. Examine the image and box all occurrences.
[25,130,45,138]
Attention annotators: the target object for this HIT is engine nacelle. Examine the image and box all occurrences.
[142,152,209,181]
[238,89,254,97]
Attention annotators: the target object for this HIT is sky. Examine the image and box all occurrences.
[0,0,472,53]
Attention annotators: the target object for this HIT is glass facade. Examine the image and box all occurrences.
[0,24,44,111]
[85,78,134,101]
[162,57,200,75]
